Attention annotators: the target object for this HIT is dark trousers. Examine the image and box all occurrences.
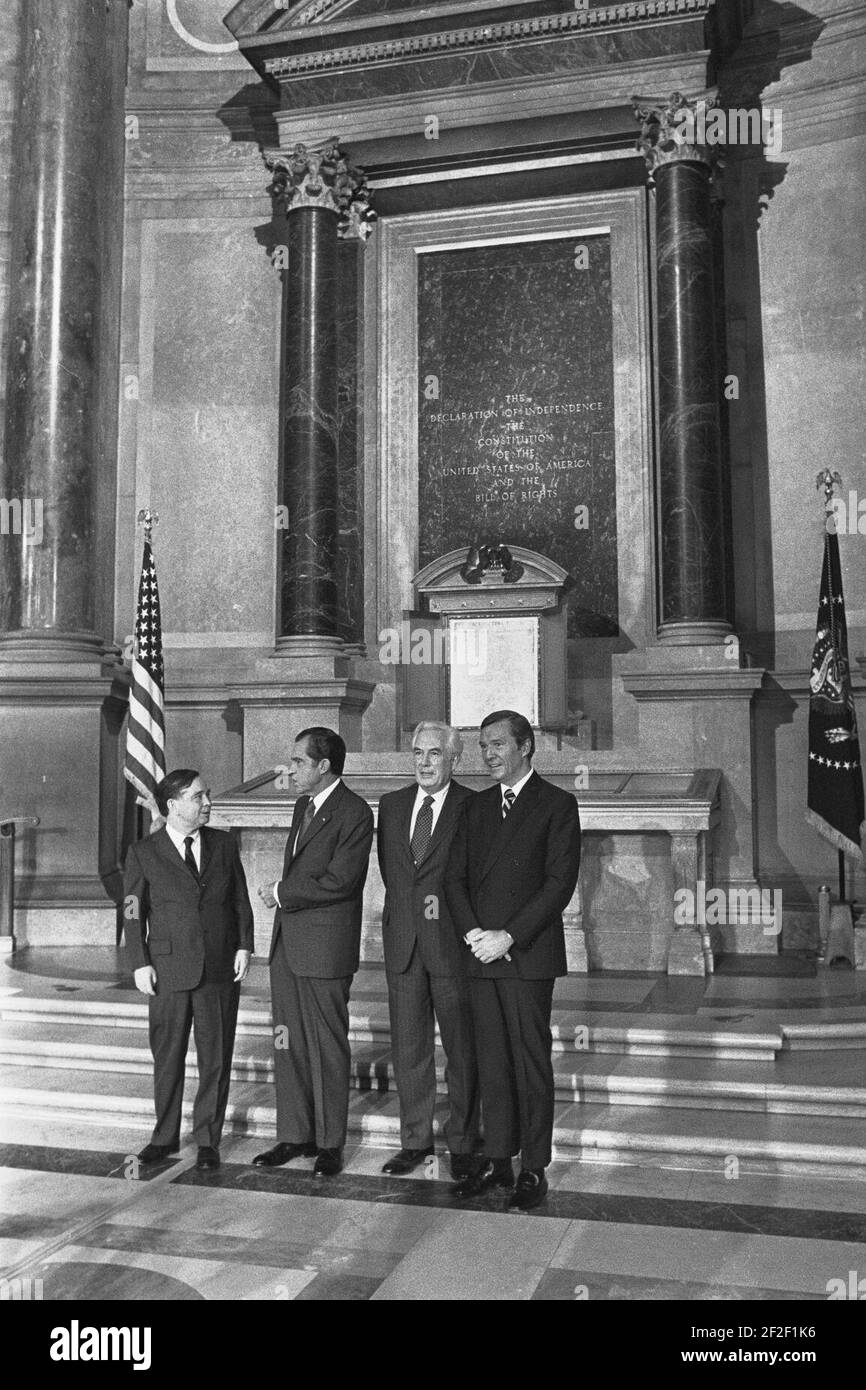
[148,977,239,1149]
[271,938,352,1150]
[386,943,480,1154]
[471,976,555,1171]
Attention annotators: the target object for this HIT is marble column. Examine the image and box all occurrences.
[266,141,374,655]
[0,0,128,660]
[634,94,732,645]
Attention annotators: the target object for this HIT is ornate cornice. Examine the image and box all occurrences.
[264,138,376,239]
[633,90,722,175]
[295,1,342,23]
[262,0,715,78]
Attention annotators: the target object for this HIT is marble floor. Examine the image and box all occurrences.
[2,1116,866,1304]
[2,949,865,1306]
[5,946,866,1019]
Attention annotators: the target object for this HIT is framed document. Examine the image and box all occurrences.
[448,615,539,728]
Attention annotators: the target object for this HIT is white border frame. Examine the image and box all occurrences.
[369,189,654,652]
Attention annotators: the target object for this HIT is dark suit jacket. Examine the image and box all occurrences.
[377,779,474,976]
[443,771,581,980]
[269,780,374,978]
[123,827,254,992]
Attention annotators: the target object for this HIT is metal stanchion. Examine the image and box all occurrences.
[0,816,40,954]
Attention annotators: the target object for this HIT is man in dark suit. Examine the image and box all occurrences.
[377,721,479,1180]
[253,728,373,1177]
[124,769,254,1171]
[444,710,581,1209]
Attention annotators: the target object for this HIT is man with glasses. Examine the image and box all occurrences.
[124,769,253,1171]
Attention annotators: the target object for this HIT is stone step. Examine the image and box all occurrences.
[0,992,785,1061]
[2,1019,865,1118]
[781,1020,866,1051]
[2,1063,865,1180]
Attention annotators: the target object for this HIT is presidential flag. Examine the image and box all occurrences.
[806,525,864,861]
[123,537,166,812]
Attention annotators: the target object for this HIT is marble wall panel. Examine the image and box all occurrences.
[580,831,674,972]
[135,218,280,646]
[162,705,243,801]
[2,705,106,901]
[757,134,866,666]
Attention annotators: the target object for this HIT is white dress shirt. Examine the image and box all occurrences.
[409,782,451,842]
[501,767,534,813]
[165,823,200,870]
[304,777,342,818]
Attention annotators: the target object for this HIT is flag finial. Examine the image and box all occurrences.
[136,508,159,542]
[815,470,842,507]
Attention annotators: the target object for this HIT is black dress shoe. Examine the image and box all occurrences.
[252,1141,317,1167]
[381,1146,434,1176]
[313,1147,343,1176]
[509,1168,549,1210]
[449,1152,479,1182]
[196,1146,220,1171]
[137,1142,178,1165]
[451,1158,514,1198]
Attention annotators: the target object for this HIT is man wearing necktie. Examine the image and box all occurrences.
[123,769,254,1171]
[253,728,374,1176]
[376,722,479,1179]
[444,710,581,1209]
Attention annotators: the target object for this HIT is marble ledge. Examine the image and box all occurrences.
[620,670,766,701]
[769,667,866,696]
[269,53,711,149]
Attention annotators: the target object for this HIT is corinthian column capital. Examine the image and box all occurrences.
[265,138,376,241]
[632,92,722,179]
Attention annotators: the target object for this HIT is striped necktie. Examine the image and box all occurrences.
[411,795,434,864]
[502,788,516,819]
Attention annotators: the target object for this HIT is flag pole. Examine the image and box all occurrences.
[818,472,847,911]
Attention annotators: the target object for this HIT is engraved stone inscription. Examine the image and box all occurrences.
[418,235,618,635]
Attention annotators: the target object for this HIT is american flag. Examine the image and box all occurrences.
[124,537,166,809]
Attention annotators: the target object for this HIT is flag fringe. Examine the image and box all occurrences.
[804,808,863,864]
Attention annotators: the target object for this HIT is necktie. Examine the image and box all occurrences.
[502,788,516,819]
[295,797,316,852]
[183,835,198,877]
[411,795,434,863]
